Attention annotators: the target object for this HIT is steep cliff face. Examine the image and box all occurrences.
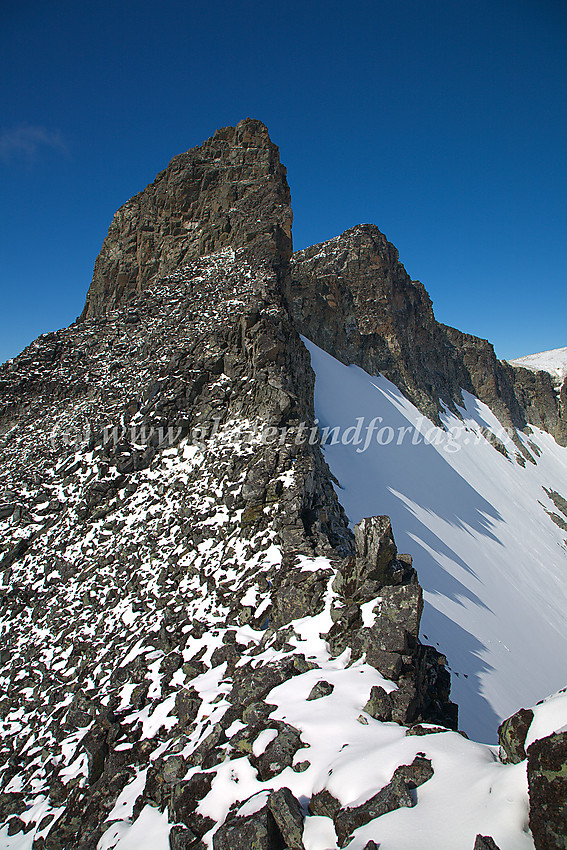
[81,118,293,319]
[289,224,567,445]
[0,122,459,850]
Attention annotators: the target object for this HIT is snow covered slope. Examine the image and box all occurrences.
[508,347,567,386]
[305,338,567,743]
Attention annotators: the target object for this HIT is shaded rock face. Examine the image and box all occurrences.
[289,225,567,444]
[81,118,293,319]
[0,121,455,847]
[527,731,567,850]
[213,787,305,850]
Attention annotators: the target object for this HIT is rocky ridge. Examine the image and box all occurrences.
[0,120,469,850]
[289,225,567,446]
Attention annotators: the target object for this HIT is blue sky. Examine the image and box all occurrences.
[1,0,565,364]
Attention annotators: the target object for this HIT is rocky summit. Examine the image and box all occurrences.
[0,119,565,849]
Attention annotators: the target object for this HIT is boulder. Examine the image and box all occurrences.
[169,824,207,849]
[307,680,334,701]
[268,787,305,849]
[363,685,393,722]
[498,707,534,764]
[230,657,313,708]
[333,756,433,847]
[212,804,282,850]
[308,788,341,819]
[254,724,303,781]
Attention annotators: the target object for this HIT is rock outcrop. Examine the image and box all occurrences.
[1,117,564,849]
[497,701,567,848]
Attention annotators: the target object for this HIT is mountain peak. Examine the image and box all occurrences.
[81,119,292,319]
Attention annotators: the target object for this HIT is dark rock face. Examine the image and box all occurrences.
[308,788,342,820]
[527,731,567,850]
[268,787,305,850]
[306,680,334,701]
[254,723,304,781]
[212,804,284,850]
[290,224,567,444]
[363,685,393,722]
[82,118,293,318]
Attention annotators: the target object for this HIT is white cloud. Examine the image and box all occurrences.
[0,124,68,163]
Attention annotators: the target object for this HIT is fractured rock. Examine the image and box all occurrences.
[363,685,393,722]
[308,788,341,820]
[254,724,304,781]
[306,680,334,701]
[212,803,283,850]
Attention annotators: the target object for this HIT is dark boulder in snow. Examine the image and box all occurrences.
[333,756,434,847]
[306,680,334,700]
[213,790,305,850]
[363,685,393,722]
[254,723,304,781]
[498,706,534,763]
[308,788,342,819]
[167,771,215,835]
[271,566,332,626]
[169,824,207,849]
[212,804,283,850]
[230,656,315,708]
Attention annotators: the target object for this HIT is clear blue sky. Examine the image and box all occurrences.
[1,0,565,364]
